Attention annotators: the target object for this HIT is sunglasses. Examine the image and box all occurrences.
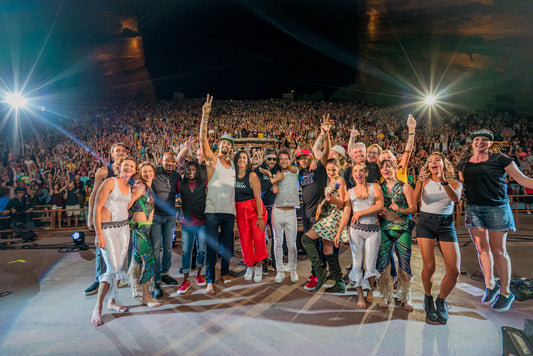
[266,157,277,161]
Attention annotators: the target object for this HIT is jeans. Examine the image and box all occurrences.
[181,224,207,274]
[150,214,176,283]
[205,213,235,283]
[94,247,106,283]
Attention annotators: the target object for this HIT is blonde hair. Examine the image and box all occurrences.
[424,152,455,181]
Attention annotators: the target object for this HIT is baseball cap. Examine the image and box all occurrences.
[471,129,494,141]
[220,134,234,144]
[296,148,311,158]
[265,148,277,157]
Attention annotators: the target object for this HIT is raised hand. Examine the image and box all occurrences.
[350,126,360,137]
[202,94,213,117]
[407,114,417,131]
[321,114,331,132]
[418,166,429,182]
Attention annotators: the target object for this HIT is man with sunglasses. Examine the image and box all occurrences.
[254,148,283,274]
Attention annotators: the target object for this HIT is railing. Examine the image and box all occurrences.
[1,195,532,235]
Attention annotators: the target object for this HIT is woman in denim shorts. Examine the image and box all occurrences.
[414,153,462,324]
[457,129,533,312]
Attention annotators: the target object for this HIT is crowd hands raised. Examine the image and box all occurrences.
[1,95,532,326]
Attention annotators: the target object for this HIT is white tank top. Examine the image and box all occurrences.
[348,184,377,225]
[273,169,300,208]
[103,177,131,221]
[205,158,236,215]
[420,180,460,215]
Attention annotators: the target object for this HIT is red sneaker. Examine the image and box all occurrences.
[195,274,206,287]
[176,280,191,295]
[307,274,314,282]
[304,275,317,291]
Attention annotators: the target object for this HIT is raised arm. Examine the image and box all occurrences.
[177,137,196,167]
[505,161,533,190]
[321,114,331,167]
[398,114,417,172]
[312,129,325,161]
[347,126,360,162]
[199,94,216,167]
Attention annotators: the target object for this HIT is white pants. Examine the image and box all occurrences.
[272,208,297,272]
[348,226,381,290]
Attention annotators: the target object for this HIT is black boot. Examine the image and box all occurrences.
[302,234,327,291]
[324,254,346,293]
[435,297,449,324]
[424,295,438,322]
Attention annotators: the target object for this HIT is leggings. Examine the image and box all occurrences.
[377,229,412,277]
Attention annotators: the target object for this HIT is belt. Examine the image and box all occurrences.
[350,223,381,232]
[130,221,153,228]
[276,206,295,210]
[101,220,129,229]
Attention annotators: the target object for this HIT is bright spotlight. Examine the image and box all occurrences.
[4,92,29,110]
[424,95,436,106]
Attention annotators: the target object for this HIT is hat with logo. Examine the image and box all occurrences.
[471,129,494,141]
[219,134,234,144]
[296,148,312,158]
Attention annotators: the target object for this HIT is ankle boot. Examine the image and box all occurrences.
[324,254,346,293]
[435,297,449,324]
[424,295,438,322]
[302,234,327,291]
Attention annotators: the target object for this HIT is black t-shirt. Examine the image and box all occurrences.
[152,166,180,216]
[254,162,279,207]
[457,153,514,205]
[299,161,327,220]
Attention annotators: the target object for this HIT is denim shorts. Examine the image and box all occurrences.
[465,203,516,232]
[416,212,458,243]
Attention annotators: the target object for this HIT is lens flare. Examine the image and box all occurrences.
[424,95,436,106]
[4,92,28,110]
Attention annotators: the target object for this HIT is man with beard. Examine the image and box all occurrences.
[298,119,331,290]
[200,94,236,295]
[254,148,283,274]
[84,142,128,296]
[151,152,181,298]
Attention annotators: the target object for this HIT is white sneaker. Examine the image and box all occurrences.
[290,270,299,283]
[254,266,262,282]
[244,267,254,281]
[275,272,285,284]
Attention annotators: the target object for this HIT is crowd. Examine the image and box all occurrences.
[1,95,533,326]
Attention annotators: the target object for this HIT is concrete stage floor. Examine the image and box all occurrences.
[1,216,533,355]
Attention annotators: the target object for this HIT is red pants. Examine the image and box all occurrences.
[235,199,267,266]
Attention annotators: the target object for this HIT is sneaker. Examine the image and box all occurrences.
[424,295,438,322]
[153,283,163,299]
[304,276,317,291]
[492,292,515,312]
[161,274,178,285]
[254,266,263,283]
[175,281,191,296]
[84,282,99,296]
[244,267,254,281]
[290,270,299,283]
[307,274,314,282]
[275,272,284,284]
[195,274,206,287]
[435,297,449,324]
[482,281,500,305]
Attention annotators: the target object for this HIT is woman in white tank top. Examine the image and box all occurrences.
[335,162,384,308]
[413,152,462,325]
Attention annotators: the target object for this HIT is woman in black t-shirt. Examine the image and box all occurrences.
[457,129,533,312]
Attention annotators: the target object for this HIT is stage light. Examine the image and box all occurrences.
[4,91,28,110]
[72,231,85,246]
[424,95,436,106]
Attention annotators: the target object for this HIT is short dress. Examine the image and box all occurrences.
[312,178,348,242]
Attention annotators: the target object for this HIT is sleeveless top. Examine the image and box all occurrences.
[131,184,155,220]
[205,158,236,215]
[348,184,377,225]
[235,172,254,202]
[379,180,412,231]
[274,169,300,208]
[104,177,131,222]
[420,180,459,215]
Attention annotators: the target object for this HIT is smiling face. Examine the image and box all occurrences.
[351,145,366,163]
[237,152,248,168]
[162,153,177,173]
[112,144,128,161]
[351,163,367,185]
[218,139,233,155]
[265,154,277,170]
[472,136,492,154]
[297,155,311,169]
[326,162,340,179]
[426,154,444,177]
[120,159,136,178]
[140,165,155,182]
[380,160,396,180]
[278,153,291,170]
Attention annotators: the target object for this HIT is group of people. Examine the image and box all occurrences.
[84,95,533,327]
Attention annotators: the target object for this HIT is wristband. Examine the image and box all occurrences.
[408,132,415,136]
[441,181,449,186]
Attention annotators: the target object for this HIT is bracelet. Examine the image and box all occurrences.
[441,181,449,186]
[408,132,415,136]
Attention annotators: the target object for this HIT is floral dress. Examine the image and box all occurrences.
[312,178,348,242]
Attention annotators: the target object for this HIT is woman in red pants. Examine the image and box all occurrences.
[234,150,267,282]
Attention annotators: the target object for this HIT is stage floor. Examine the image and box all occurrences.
[1,218,533,355]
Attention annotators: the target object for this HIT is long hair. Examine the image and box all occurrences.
[424,152,455,181]
[234,150,252,175]
[138,161,156,184]
[380,158,398,178]
[351,162,369,199]
[184,160,202,182]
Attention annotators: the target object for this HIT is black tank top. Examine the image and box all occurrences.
[106,162,117,179]
[235,172,254,202]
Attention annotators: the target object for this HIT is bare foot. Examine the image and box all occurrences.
[403,300,414,311]
[221,275,232,285]
[206,283,216,295]
[107,300,128,313]
[378,298,390,308]
[365,290,374,304]
[142,297,162,308]
[91,307,103,326]
[357,295,367,309]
